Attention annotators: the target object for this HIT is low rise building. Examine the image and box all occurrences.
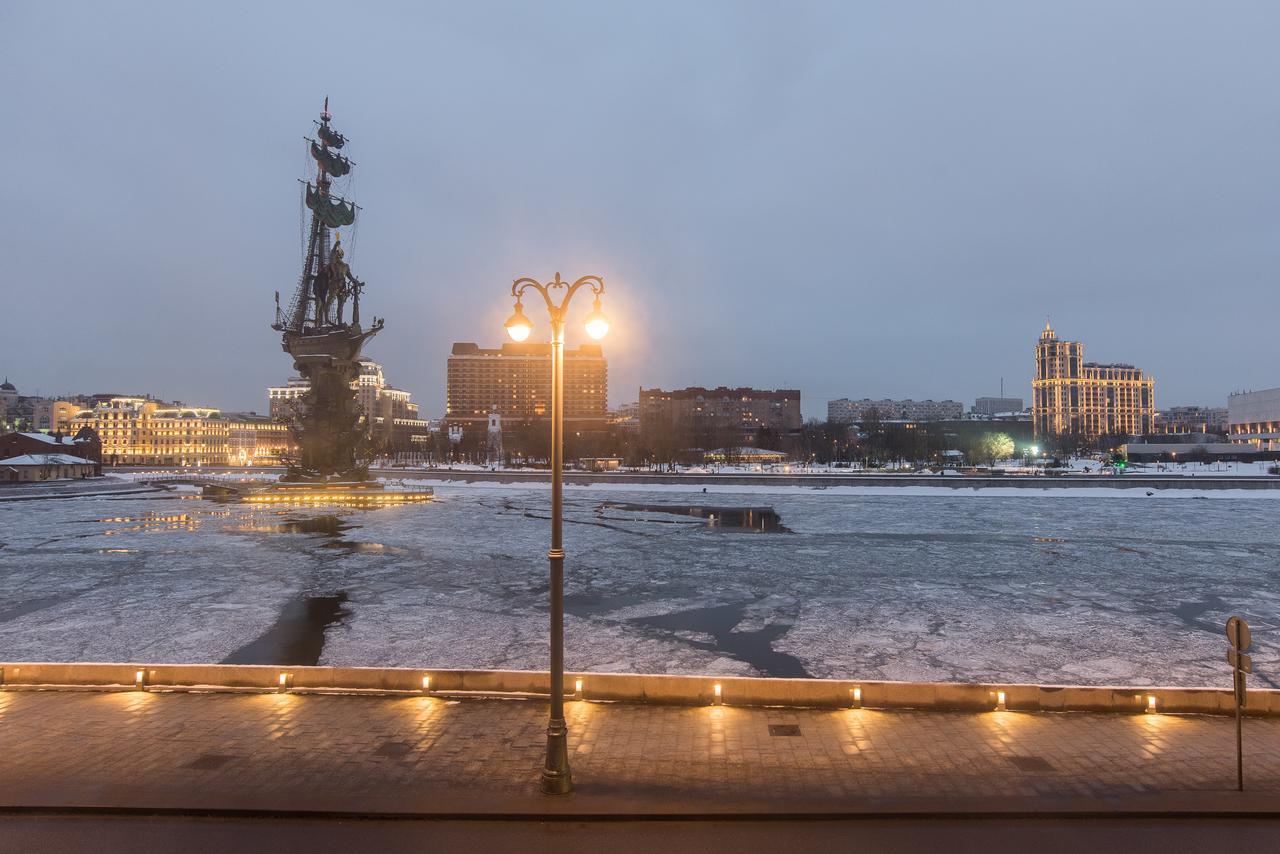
[1228,387,1280,449]
[578,456,623,471]
[0,378,18,419]
[972,396,1024,417]
[0,379,37,432]
[33,400,85,433]
[609,402,640,433]
[388,416,435,458]
[1156,406,1227,435]
[704,446,789,464]
[1122,438,1273,463]
[640,387,801,447]
[0,453,96,482]
[829,398,963,423]
[0,430,102,474]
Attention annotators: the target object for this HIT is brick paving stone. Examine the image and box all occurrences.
[0,690,1277,814]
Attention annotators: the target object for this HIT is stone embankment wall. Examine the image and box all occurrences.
[1,663,1271,717]
[111,465,1280,490]
[379,469,1280,491]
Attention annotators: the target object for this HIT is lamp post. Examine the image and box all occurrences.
[503,271,609,795]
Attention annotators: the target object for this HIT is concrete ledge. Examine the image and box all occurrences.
[112,465,1280,490]
[1,663,1272,716]
[376,468,1280,491]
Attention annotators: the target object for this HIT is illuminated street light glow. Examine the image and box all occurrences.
[505,301,533,342]
[583,297,610,340]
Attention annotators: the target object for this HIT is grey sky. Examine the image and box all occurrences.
[3,1,1278,419]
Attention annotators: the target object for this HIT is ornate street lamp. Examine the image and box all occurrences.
[504,271,609,795]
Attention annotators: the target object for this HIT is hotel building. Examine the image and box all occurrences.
[353,359,420,450]
[267,376,312,420]
[1032,322,1155,439]
[446,342,608,431]
[269,358,422,450]
[69,397,294,466]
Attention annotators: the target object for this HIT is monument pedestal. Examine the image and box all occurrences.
[242,480,433,506]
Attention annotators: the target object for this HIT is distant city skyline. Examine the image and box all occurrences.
[5,2,1280,419]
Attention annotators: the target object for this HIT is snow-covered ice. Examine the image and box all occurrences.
[1,484,1277,687]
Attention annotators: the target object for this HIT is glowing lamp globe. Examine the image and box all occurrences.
[505,303,533,342]
[584,299,610,340]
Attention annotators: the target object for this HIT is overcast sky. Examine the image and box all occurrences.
[3,1,1278,419]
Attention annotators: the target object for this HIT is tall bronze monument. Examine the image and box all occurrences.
[273,100,383,483]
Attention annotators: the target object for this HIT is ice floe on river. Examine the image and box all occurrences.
[1,484,1278,687]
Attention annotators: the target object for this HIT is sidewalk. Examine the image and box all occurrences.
[0,689,1277,816]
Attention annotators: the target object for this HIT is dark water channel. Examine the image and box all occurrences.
[222,593,349,666]
[244,516,350,536]
[221,514,359,665]
[630,601,812,678]
[599,502,791,533]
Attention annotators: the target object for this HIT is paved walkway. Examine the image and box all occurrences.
[1,689,1278,815]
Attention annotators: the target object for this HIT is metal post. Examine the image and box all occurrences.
[507,272,603,794]
[1235,620,1244,792]
[541,316,572,795]
[1236,673,1244,792]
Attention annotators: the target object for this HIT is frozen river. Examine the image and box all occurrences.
[2,482,1278,687]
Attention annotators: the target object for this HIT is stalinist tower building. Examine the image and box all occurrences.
[1032,321,1155,441]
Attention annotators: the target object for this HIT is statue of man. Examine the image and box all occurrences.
[328,235,357,325]
[309,233,349,327]
[311,265,330,326]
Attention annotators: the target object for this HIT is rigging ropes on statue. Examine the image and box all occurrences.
[346,168,358,263]
[299,140,309,266]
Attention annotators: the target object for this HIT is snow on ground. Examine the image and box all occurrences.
[381,457,1279,477]
[1060,458,1278,477]
[1,484,1277,687]
[400,478,1280,500]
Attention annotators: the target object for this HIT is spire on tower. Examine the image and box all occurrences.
[1041,317,1055,340]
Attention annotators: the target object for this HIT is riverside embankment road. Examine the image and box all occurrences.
[1,688,1278,813]
[1,687,1280,852]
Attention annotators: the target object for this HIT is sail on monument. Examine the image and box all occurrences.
[272,99,384,484]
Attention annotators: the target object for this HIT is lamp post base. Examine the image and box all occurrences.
[540,719,573,795]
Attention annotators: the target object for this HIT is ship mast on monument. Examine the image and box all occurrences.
[272,98,384,484]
